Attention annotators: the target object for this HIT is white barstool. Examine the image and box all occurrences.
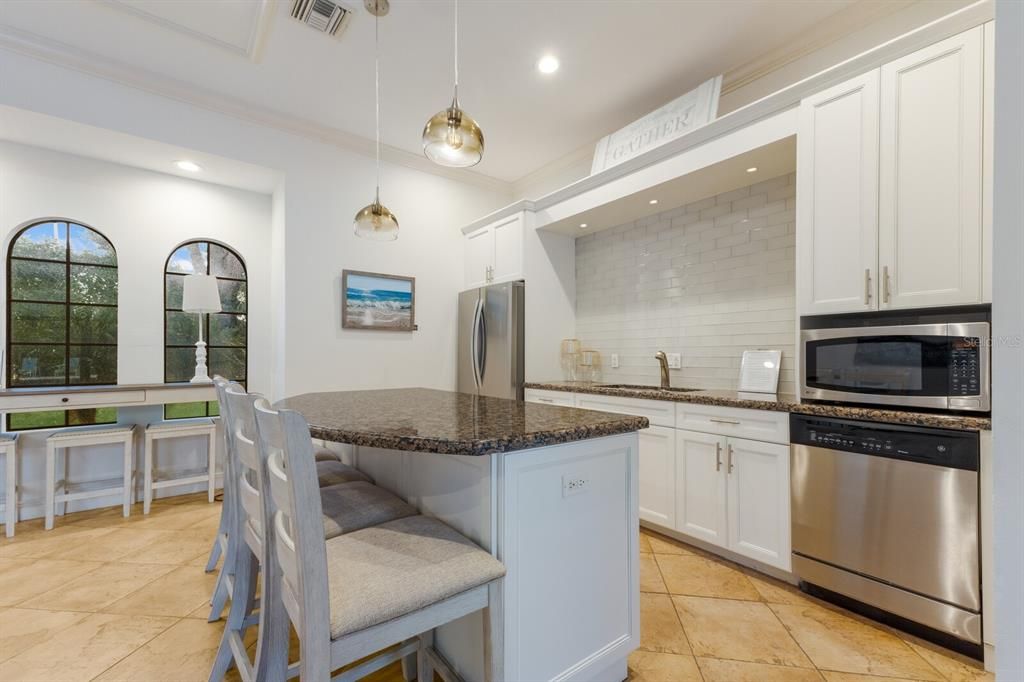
[1,433,19,537]
[143,418,218,514]
[45,425,136,530]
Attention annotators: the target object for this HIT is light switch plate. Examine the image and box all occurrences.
[611,353,619,368]
[667,353,681,369]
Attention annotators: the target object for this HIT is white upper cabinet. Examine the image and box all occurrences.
[725,437,791,570]
[797,26,990,315]
[464,213,524,288]
[638,425,677,529]
[797,71,880,315]
[878,26,985,309]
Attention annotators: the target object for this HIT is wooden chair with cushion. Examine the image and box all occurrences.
[253,398,507,682]
[209,385,418,682]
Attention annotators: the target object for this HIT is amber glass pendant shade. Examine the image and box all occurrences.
[353,195,399,241]
[422,95,484,167]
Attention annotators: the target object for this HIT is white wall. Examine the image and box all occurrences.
[574,174,796,393]
[0,140,273,517]
[992,0,1024,677]
[0,48,512,402]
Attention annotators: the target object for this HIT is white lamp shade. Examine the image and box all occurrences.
[182,274,222,314]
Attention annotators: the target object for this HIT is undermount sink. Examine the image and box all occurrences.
[598,384,702,393]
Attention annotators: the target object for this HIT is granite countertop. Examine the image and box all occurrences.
[275,388,649,456]
[525,381,992,432]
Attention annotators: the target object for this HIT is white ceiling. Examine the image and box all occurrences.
[0,0,858,183]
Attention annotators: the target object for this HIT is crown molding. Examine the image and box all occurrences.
[0,24,512,194]
[720,0,915,97]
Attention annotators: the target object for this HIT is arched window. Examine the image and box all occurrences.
[6,220,118,430]
[164,240,247,418]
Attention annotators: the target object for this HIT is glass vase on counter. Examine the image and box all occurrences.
[561,338,581,381]
[577,349,602,383]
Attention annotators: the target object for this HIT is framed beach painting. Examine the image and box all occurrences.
[341,270,417,331]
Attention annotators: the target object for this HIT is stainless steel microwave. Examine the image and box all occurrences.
[801,308,991,413]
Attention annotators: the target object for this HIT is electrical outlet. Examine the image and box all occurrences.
[611,353,619,368]
[667,353,682,369]
[562,474,589,497]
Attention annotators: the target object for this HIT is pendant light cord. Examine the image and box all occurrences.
[375,7,381,199]
[453,0,459,100]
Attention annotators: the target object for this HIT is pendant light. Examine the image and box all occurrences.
[421,0,484,167]
[354,0,399,241]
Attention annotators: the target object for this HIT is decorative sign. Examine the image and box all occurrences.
[591,75,722,174]
[738,349,782,394]
[341,270,417,331]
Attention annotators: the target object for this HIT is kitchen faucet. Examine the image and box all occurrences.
[655,351,670,389]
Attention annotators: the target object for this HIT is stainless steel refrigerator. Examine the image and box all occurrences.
[457,281,525,399]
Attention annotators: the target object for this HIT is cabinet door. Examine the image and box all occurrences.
[465,226,493,289]
[797,71,880,314]
[638,425,676,528]
[491,215,524,283]
[725,437,790,570]
[879,27,984,309]
[674,430,727,548]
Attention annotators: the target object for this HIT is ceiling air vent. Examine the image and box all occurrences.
[291,0,353,38]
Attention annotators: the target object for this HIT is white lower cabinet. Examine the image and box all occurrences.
[675,430,729,547]
[725,437,791,570]
[638,425,676,528]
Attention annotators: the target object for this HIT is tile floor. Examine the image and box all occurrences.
[0,495,994,682]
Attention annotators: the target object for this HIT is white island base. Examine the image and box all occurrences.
[347,432,640,682]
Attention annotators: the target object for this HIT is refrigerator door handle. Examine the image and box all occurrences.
[470,292,483,389]
[477,295,487,384]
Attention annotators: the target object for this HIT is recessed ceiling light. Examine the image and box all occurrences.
[579,223,588,229]
[746,166,758,173]
[175,160,202,173]
[537,55,559,74]
[648,199,659,205]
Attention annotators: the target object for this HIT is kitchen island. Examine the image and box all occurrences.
[276,388,647,682]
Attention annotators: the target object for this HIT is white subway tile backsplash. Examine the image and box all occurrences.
[575,172,797,394]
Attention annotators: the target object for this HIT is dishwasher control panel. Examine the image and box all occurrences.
[790,414,978,471]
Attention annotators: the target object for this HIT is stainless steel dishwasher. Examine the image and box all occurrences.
[790,414,981,648]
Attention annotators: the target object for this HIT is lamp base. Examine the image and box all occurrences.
[191,340,212,384]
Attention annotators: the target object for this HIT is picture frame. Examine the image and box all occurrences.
[341,269,417,331]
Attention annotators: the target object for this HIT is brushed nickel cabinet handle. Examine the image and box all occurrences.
[864,268,872,304]
[715,442,722,472]
[883,265,891,304]
[709,417,740,425]
[537,398,554,403]
[727,444,735,473]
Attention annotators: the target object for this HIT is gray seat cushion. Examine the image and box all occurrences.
[320,481,417,540]
[324,515,506,638]
[316,460,372,487]
[314,447,341,463]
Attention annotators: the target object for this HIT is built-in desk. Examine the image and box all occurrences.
[0,383,217,413]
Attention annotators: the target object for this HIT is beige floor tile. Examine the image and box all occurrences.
[769,602,943,680]
[656,554,760,600]
[640,553,668,593]
[904,641,993,682]
[820,673,924,682]
[120,530,214,565]
[697,657,825,681]
[745,571,809,605]
[0,558,104,606]
[628,650,702,682]
[71,504,217,531]
[93,616,253,681]
[0,608,90,663]
[21,562,175,612]
[0,526,116,560]
[640,592,691,655]
[645,533,692,556]
[42,528,172,563]
[0,612,176,681]
[673,595,813,668]
[105,565,218,617]
[639,533,653,553]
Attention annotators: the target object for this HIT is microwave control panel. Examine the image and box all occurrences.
[950,337,982,396]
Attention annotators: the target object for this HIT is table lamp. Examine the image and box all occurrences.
[182,274,222,383]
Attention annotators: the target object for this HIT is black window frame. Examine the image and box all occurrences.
[5,219,119,430]
[163,240,248,419]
